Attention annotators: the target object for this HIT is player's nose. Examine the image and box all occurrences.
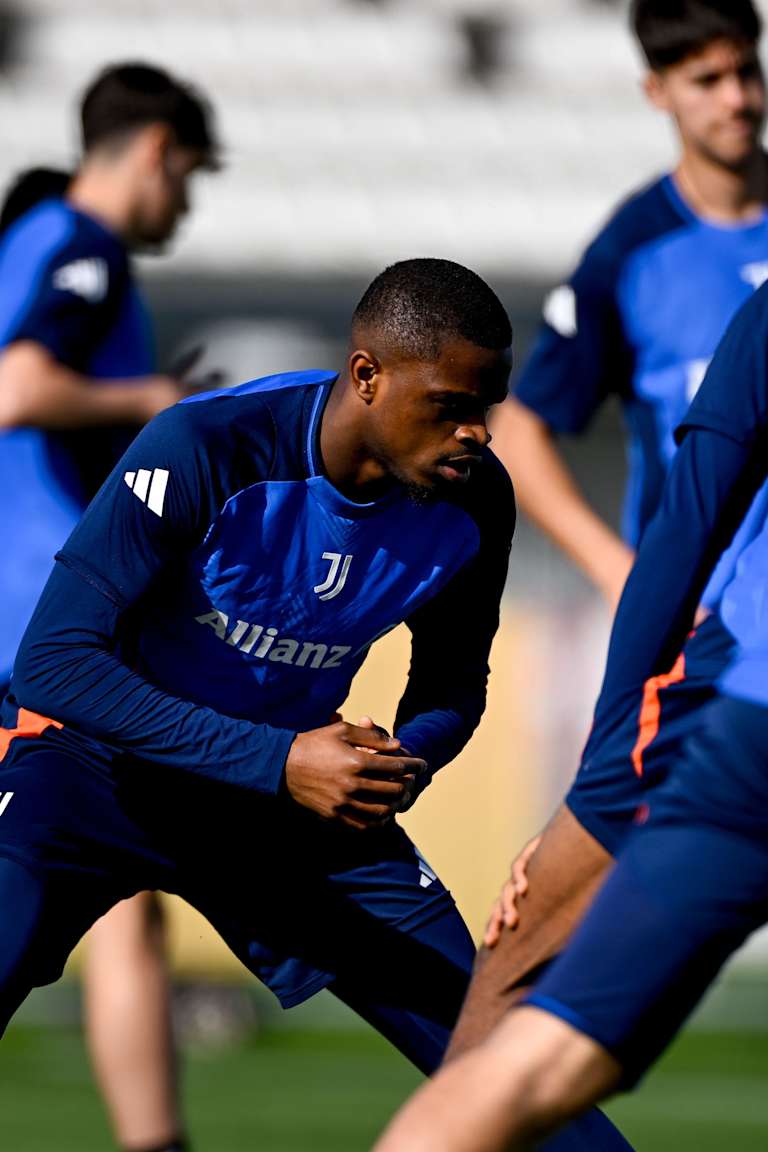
[723,74,752,112]
[456,421,491,449]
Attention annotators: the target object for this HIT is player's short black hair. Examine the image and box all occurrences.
[352,258,511,359]
[0,167,71,234]
[80,62,219,168]
[631,0,761,70]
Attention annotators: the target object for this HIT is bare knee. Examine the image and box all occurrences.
[447,811,614,1065]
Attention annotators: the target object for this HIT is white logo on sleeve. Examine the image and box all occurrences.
[313,552,353,601]
[0,792,14,817]
[542,285,577,338]
[740,261,768,291]
[124,468,169,517]
[53,258,108,302]
[686,358,711,402]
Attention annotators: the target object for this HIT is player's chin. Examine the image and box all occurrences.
[136,236,172,256]
[714,127,761,165]
[724,142,759,165]
[397,471,441,505]
[138,222,177,251]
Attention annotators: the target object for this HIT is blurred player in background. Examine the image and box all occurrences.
[426,0,768,1067]
[374,271,768,1152]
[0,62,219,1152]
[495,0,768,611]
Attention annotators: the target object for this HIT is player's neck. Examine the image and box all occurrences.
[319,384,394,502]
[67,165,135,244]
[674,149,768,223]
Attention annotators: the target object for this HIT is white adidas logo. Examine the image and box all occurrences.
[741,261,768,291]
[53,258,108,302]
[415,850,437,889]
[124,468,169,517]
[542,284,577,338]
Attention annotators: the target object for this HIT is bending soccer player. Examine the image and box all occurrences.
[374,271,768,1150]
[494,0,768,612]
[435,0,768,1064]
[0,258,633,1152]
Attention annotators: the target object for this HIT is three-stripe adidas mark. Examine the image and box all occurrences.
[53,258,108,302]
[124,468,169,517]
[0,792,14,817]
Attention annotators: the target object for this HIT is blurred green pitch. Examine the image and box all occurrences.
[0,1024,766,1150]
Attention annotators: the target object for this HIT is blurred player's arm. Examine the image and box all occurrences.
[0,340,181,428]
[585,284,768,765]
[502,234,636,609]
[0,223,181,430]
[492,397,633,610]
[391,455,515,805]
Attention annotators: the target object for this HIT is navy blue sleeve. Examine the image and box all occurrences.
[394,456,515,786]
[514,236,631,434]
[11,403,297,793]
[584,289,768,755]
[0,212,125,370]
[674,278,768,446]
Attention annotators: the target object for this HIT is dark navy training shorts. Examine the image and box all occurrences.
[528,692,768,1084]
[0,721,472,1011]
[566,614,734,855]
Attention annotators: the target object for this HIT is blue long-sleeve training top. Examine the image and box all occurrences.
[5,370,514,793]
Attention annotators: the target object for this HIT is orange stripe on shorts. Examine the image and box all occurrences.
[0,708,63,762]
[630,653,686,778]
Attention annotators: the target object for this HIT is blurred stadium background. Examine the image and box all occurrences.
[1,0,767,1148]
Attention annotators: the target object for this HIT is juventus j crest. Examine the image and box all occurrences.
[314,552,353,601]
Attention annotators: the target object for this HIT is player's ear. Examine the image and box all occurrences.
[349,350,381,403]
[135,122,175,170]
[643,70,671,113]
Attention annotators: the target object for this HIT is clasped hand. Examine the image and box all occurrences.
[285,716,427,830]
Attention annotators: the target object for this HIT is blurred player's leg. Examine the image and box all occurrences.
[375,696,768,1151]
[376,803,761,1152]
[346,970,629,1152]
[374,1006,619,1152]
[446,805,611,1061]
[322,834,632,1151]
[84,892,185,1152]
[448,646,719,1058]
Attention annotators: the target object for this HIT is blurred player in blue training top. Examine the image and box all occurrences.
[495,0,768,609]
[373,248,768,1152]
[0,63,219,1152]
[0,258,632,1152]
[423,0,768,1069]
